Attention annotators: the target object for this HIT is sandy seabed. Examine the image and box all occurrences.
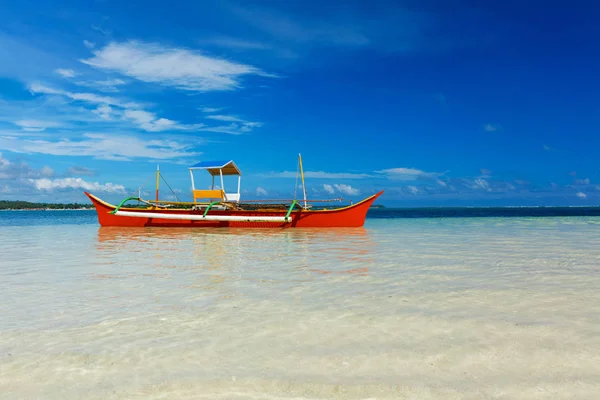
[1,218,599,399]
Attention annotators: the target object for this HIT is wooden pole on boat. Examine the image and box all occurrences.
[155,165,160,204]
[294,156,299,201]
[299,153,307,208]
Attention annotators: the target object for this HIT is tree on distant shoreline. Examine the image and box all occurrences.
[0,200,93,210]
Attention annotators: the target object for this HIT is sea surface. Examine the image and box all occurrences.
[1,210,599,399]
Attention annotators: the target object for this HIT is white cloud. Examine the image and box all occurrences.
[266,170,372,179]
[55,68,76,78]
[317,183,359,196]
[93,105,113,120]
[27,83,208,133]
[436,179,447,187]
[75,78,127,92]
[377,167,441,181]
[83,40,95,49]
[0,96,112,131]
[484,123,501,132]
[41,166,54,176]
[123,109,162,128]
[323,184,334,194]
[28,83,140,109]
[201,115,263,134]
[199,106,224,113]
[123,109,204,132]
[200,122,262,135]
[199,36,271,50]
[0,153,54,180]
[81,40,275,92]
[13,120,62,132]
[206,114,245,123]
[333,184,360,196]
[23,53,266,138]
[575,178,590,185]
[576,192,587,199]
[0,133,199,161]
[407,185,419,194]
[67,166,95,176]
[30,177,124,193]
[256,187,268,196]
[91,24,110,36]
[472,178,490,190]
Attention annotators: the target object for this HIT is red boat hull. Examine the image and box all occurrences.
[84,191,383,228]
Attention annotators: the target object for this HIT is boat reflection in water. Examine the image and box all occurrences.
[95,226,376,277]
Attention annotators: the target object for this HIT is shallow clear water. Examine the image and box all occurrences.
[1,212,599,399]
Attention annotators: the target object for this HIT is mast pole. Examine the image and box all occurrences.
[155,165,160,204]
[294,156,299,201]
[299,153,307,208]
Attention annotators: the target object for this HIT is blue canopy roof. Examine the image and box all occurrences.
[189,160,241,176]
[190,160,231,169]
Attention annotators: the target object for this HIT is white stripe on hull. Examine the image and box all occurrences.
[114,210,290,223]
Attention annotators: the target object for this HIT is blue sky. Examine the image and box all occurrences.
[1,0,599,206]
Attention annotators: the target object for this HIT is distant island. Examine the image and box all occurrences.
[369,204,386,209]
[0,200,93,210]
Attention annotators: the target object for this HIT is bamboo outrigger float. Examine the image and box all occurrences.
[85,155,383,228]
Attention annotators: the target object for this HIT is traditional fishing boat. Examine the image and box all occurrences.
[85,155,383,228]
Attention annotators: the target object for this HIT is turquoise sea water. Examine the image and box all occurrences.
[1,211,599,399]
